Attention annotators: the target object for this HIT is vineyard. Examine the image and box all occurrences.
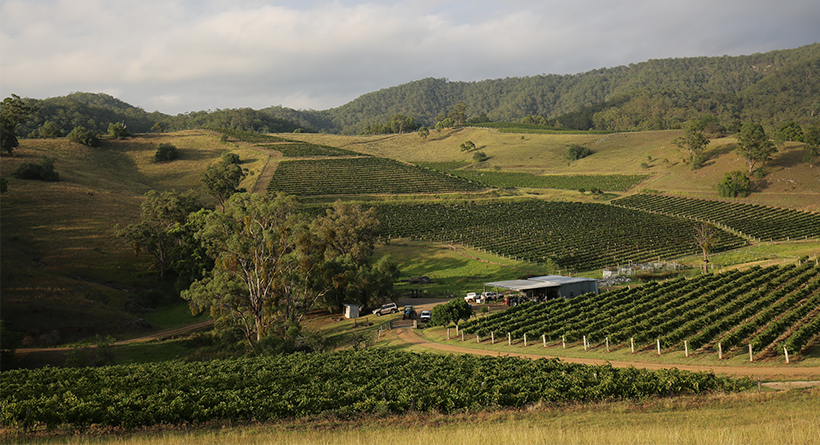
[372,200,747,271]
[441,171,648,191]
[260,142,364,157]
[0,349,750,429]
[266,157,485,196]
[459,262,820,360]
[612,194,820,242]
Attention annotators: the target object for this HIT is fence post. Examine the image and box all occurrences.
[491,331,495,344]
[657,339,661,355]
[543,334,546,348]
[749,344,753,362]
[583,335,587,350]
[477,333,480,343]
[508,332,511,345]
[685,340,688,357]
[562,335,566,349]
[784,347,790,364]
[630,337,634,353]
[718,343,722,360]
[447,328,450,340]
[456,325,459,335]
[606,337,609,352]
[524,334,527,347]
[461,331,464,342]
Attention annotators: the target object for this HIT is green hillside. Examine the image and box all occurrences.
[10,44,820,138]
[264,44,820,133]
[0,131,265,343]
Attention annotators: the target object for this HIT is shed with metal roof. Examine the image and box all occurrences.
[484,274,598,300]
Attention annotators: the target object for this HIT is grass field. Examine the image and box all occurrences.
[0,131,252,341]
[284,129,820,212]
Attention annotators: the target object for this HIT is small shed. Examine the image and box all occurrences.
[343,304,360,319]
[484,274,598,300]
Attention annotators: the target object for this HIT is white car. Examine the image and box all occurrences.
[464,292,478,303]
[419,310,431,322]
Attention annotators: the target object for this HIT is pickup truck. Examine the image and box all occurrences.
[464,292,478,303]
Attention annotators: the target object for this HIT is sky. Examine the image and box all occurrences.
[2,0,819,115]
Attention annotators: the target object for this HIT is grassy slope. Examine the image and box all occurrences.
[2,128,818,347]
[285,128,820,212]
[0,131,265,341]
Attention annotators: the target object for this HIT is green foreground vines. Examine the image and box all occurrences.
[1,350,749,430]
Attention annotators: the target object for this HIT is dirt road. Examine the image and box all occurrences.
[395,327,820,382]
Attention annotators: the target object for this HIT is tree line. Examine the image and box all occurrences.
[115,162,399,351]
[4,44,818,138]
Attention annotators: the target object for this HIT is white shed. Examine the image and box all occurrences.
[343,304,360,319]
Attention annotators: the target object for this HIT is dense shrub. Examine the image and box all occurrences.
[12,157,59,181]
[154,143,178,162]
[66,126,99,146]
[566,143,592,161]
[221,152,240,164]
[717,170,751,198]
[107,122,130,139]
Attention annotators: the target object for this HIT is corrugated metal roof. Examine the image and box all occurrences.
[485,275,597,291]
[484,279,557,290]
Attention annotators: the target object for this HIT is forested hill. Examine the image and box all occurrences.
[12,43,819,136]
[15,93,311,138]
[266,43,820,133]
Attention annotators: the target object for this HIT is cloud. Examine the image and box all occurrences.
[2,0,819,114]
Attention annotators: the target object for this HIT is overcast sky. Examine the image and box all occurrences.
[2,0,818,115]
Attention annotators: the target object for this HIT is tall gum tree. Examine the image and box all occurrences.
[183,192,327,346]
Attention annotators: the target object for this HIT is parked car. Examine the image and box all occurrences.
[403,305,416,320]
[373,302,398,316]
[481,291,498,301]
[464,292,478,303]
[419,310,431,322]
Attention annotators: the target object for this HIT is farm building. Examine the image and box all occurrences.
[484,275,598,300]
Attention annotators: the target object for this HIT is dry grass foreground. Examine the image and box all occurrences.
[4,389,818,445]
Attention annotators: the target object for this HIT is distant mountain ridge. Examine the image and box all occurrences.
[14,43,820,136]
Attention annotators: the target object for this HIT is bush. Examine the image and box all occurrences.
[154,143,179,162]
[717,170,750,198]
[566,144,592,161]
[66,126,99,146]
[430,298,473,326]
[221,152,240,164]
[12,157,59,181]
[472,151,488,162]
[108,122,130,139]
